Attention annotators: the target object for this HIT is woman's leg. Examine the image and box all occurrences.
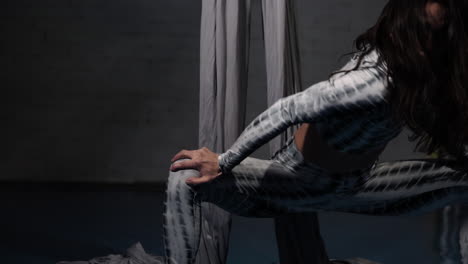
[198,155,468,219]
[162,147,341,264]
[336,158,468,216]
[163,158,203,264]
[163,153,468,263]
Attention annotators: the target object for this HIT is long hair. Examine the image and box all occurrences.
[337,0,468,161]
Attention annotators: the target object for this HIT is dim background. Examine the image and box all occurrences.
[2,0,441,264]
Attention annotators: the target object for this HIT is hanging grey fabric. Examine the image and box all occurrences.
[260,0,330,263]
[197,0,251,263]
[197,0,331,263]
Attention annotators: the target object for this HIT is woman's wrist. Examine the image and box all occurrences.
[217,154,226,174]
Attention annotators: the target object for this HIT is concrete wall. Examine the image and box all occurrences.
[3,0,427,182]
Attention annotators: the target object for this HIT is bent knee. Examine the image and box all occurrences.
[166,158,200,193]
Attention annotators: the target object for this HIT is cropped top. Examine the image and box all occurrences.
[218,49,405,173]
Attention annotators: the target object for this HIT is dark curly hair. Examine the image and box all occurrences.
[336,0,468,161]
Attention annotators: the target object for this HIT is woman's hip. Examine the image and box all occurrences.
[271,135,372,195]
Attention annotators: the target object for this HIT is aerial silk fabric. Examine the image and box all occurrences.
[198,0,330,263]
[260,1,330,263]
[197,0,250,263]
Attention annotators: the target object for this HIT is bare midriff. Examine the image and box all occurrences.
[293,123,385,173]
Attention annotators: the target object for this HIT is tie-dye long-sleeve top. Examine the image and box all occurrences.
[218,49,405,173]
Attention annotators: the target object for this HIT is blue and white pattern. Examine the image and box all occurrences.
[163,49,468,264]
[218,49,404,173]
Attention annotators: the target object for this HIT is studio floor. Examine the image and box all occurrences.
[1,183,440,264]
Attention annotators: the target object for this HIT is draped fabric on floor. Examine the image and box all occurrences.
[198,0,330,263]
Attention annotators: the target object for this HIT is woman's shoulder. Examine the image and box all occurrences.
[329,48,387,84]
[340,49,381,71]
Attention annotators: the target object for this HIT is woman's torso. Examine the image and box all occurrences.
[293,101,404,173]
[294,123,384,173]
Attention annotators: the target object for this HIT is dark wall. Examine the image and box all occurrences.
[3,0,427,182]
[4,0,201,182]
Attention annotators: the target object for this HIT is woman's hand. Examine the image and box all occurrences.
[170,147,223,185]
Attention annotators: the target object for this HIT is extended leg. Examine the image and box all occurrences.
[335,158,468,216]
[164,156,468,263]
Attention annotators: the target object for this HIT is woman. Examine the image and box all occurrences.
[165,0,468,263]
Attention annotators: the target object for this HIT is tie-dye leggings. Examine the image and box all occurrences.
[163,136,468,264]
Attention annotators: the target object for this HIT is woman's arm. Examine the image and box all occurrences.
[218,50,390,173]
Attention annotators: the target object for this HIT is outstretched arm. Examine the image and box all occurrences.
[218,50,390,173]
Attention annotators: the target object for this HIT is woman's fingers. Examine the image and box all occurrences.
[171,149,193,162]
[186,175,212,185]
[170,159,198,171]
